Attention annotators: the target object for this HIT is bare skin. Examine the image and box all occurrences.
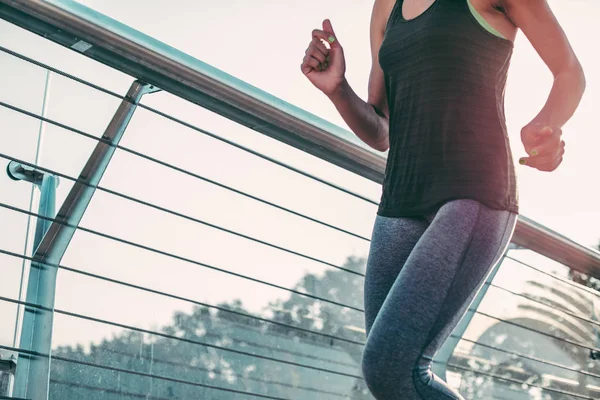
[300,0,586,172]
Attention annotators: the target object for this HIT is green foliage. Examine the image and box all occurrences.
[50,256,370,399]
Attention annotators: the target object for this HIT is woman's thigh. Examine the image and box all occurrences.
[363,214,430,335]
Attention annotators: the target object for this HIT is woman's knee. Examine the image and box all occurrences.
[361,344,390,397]
[361,337,413,397]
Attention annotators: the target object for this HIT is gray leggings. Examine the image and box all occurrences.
[362,199,517,399]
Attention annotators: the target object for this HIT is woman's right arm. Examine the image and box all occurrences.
[301,1,394,152]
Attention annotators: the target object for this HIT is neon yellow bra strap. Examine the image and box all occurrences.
[467,0,507,39]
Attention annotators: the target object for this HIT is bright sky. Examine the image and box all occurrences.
[0,0,599,354]
[68,0,600,247]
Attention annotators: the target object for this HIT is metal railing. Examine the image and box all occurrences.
[0,1,599,399]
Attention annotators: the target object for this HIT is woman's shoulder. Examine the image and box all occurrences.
[371,0,397,34]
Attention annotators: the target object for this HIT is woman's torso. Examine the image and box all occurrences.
[377,0,519,217]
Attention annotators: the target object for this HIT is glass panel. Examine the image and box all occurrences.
[0,47,48,358]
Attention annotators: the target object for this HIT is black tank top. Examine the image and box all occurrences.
[377,0,519,217]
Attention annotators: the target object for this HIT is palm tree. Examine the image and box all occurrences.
[519,277,600,398]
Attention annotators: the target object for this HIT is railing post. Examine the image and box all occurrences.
[592,300,600,360]
[11,80,159,400]
[0,354,17,397]
[432,247,514,380]
[5,163,58,399]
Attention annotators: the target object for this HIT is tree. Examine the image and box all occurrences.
[49,256,370,400]
[267,255,370,398]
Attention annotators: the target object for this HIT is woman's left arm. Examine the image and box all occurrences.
[503,0,586,171]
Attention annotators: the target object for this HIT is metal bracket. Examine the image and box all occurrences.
[7,161,60,188]
[125,82,161,102]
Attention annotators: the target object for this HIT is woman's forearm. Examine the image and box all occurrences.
[327,79,390,152]
[531,64,586,129]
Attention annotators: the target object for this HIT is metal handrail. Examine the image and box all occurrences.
[0,0,598,278]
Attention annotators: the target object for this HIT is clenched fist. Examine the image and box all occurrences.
[519,122,565,172]
[301,19,346,96]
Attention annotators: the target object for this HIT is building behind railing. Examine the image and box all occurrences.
[1,1,600,399]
